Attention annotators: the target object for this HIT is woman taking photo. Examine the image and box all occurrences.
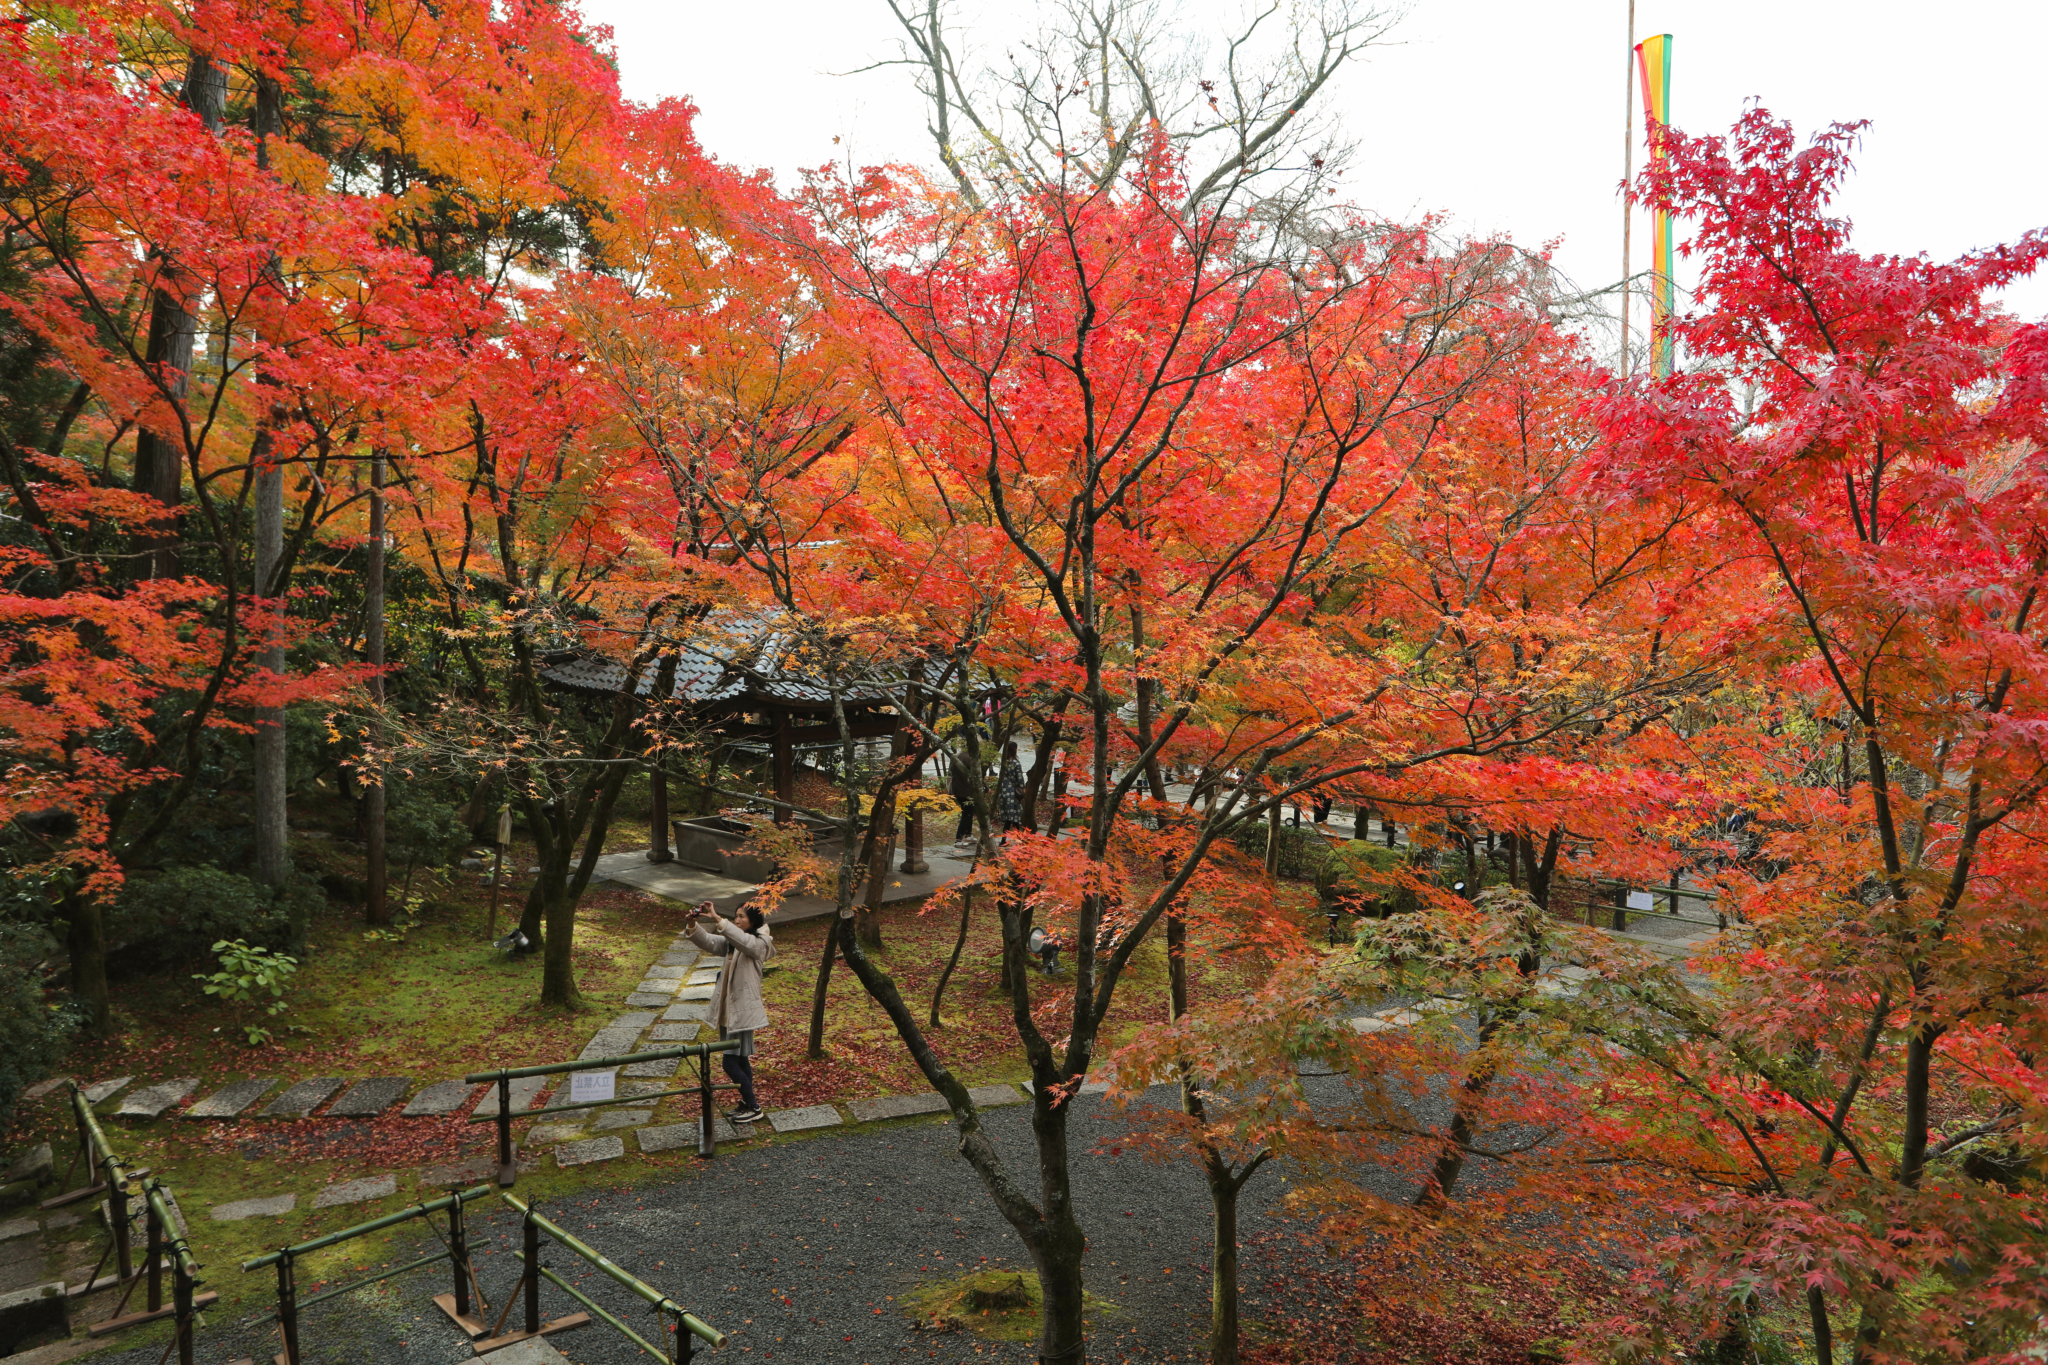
[685,899,775,1123]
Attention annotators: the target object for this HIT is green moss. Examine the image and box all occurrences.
[898,1267,1116,1343]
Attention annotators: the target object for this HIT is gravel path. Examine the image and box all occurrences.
[96,1079,1417,1365]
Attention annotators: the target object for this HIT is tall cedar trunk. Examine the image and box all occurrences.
[131,51,224,579]
[70,49,228,1031]
[65,891,110,1036]
[363,452,389,923]
[250,73,291,927]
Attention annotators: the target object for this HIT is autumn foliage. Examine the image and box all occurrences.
[1,3,2044,1363]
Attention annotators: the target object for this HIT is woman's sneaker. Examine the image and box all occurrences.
[730,1107,764,1123]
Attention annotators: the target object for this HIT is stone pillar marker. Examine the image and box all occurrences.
[901,810,928,874]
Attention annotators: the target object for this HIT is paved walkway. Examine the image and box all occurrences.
[81,1080,1356,1365]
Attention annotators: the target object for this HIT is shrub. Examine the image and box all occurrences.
[0,923,75,1126]
[112,865,294,962]
[193,939,299,1045]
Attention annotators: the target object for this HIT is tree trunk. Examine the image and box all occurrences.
[1166,904,1187,1021]
[1263,801,1282,877]
[537,759,635,1010]
[131,51,225,580]
[1205,1152,1242,1365]
[250,70,291,936]
[647,756,672,862]
[65,891,111,1038]
[1028,1240,1089,1365]
[858,729,908,947]
[928,886,972,1028]
[363,452,388,923]
[806,919,837,1058]
[253,434,290,884]
[1019,704,1067,832]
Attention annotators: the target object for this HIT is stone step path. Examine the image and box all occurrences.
[22,922,1072,1236]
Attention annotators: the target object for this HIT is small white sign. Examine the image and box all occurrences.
[569,1071,616,1104]
[1625,890,1656,911]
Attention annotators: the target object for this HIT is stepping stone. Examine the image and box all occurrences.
[633,977,679,994]
[187,1077,278,1119]
[767,1105,841,1134]
[79,1076,132,1104]
[401,1080,480,1117]
[420,1153,534,1187]
[967,1084,1026,1108]
[555,1136,623,1167]
[656,951,697,969]
[3,1144,52,1186]
[591,1108,654,1131]
[311,1174,395,1209]
[609,1011,659,1030]
[638,1122,700,1153]
[647,1023,705,1043]
[672,984,715,1001]
[685,969,721,985]
[578,1028,643,1061]
[474,1335,574,1365]
[849,1092,949,1123]
[643,964,690,980]
[473,1076,547,1118]
[329,1077,409,1118]
[621,1081,671,1098]
[114,1078,196,1119]
[622,1058,679,1079]
[19,1077,70,1104]
[638,1117,747,1152]
[0,1218,35,1243]
[661,1001,708,1023]
[263,1077,343,1118]
[210,1194,296,1221]
[1021,1079,1110,1096]
[624,992,672,1008]
[0,1282,66,1347]
[525,1124,586,1146]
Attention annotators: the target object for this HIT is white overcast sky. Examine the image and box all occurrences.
[581,0,2047,324]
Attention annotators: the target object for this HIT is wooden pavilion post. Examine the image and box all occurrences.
[772,712,794,827]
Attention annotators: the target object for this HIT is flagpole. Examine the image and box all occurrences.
[1620,0,1635,378]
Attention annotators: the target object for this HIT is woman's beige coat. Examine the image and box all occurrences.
[686,915,775,1033]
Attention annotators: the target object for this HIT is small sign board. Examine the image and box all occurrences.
[569,1071,616,1105]
[1625,890,1656,912]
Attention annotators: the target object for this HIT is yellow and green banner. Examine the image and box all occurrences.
[1634,33,1674,376]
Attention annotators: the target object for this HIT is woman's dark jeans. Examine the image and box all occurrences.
[723,1052,758,1111]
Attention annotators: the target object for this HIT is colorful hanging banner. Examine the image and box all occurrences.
[1634,33,1675,376]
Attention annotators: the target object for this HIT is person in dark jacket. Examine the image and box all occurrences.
[997,742,1026,832]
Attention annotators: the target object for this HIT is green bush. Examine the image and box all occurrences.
[0,923,75,1127]
[112,865,302,962]
[1223,819,1336,881]
[193,939,300,1045]
[1313,840,1428,914]
[386,783,466,876]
